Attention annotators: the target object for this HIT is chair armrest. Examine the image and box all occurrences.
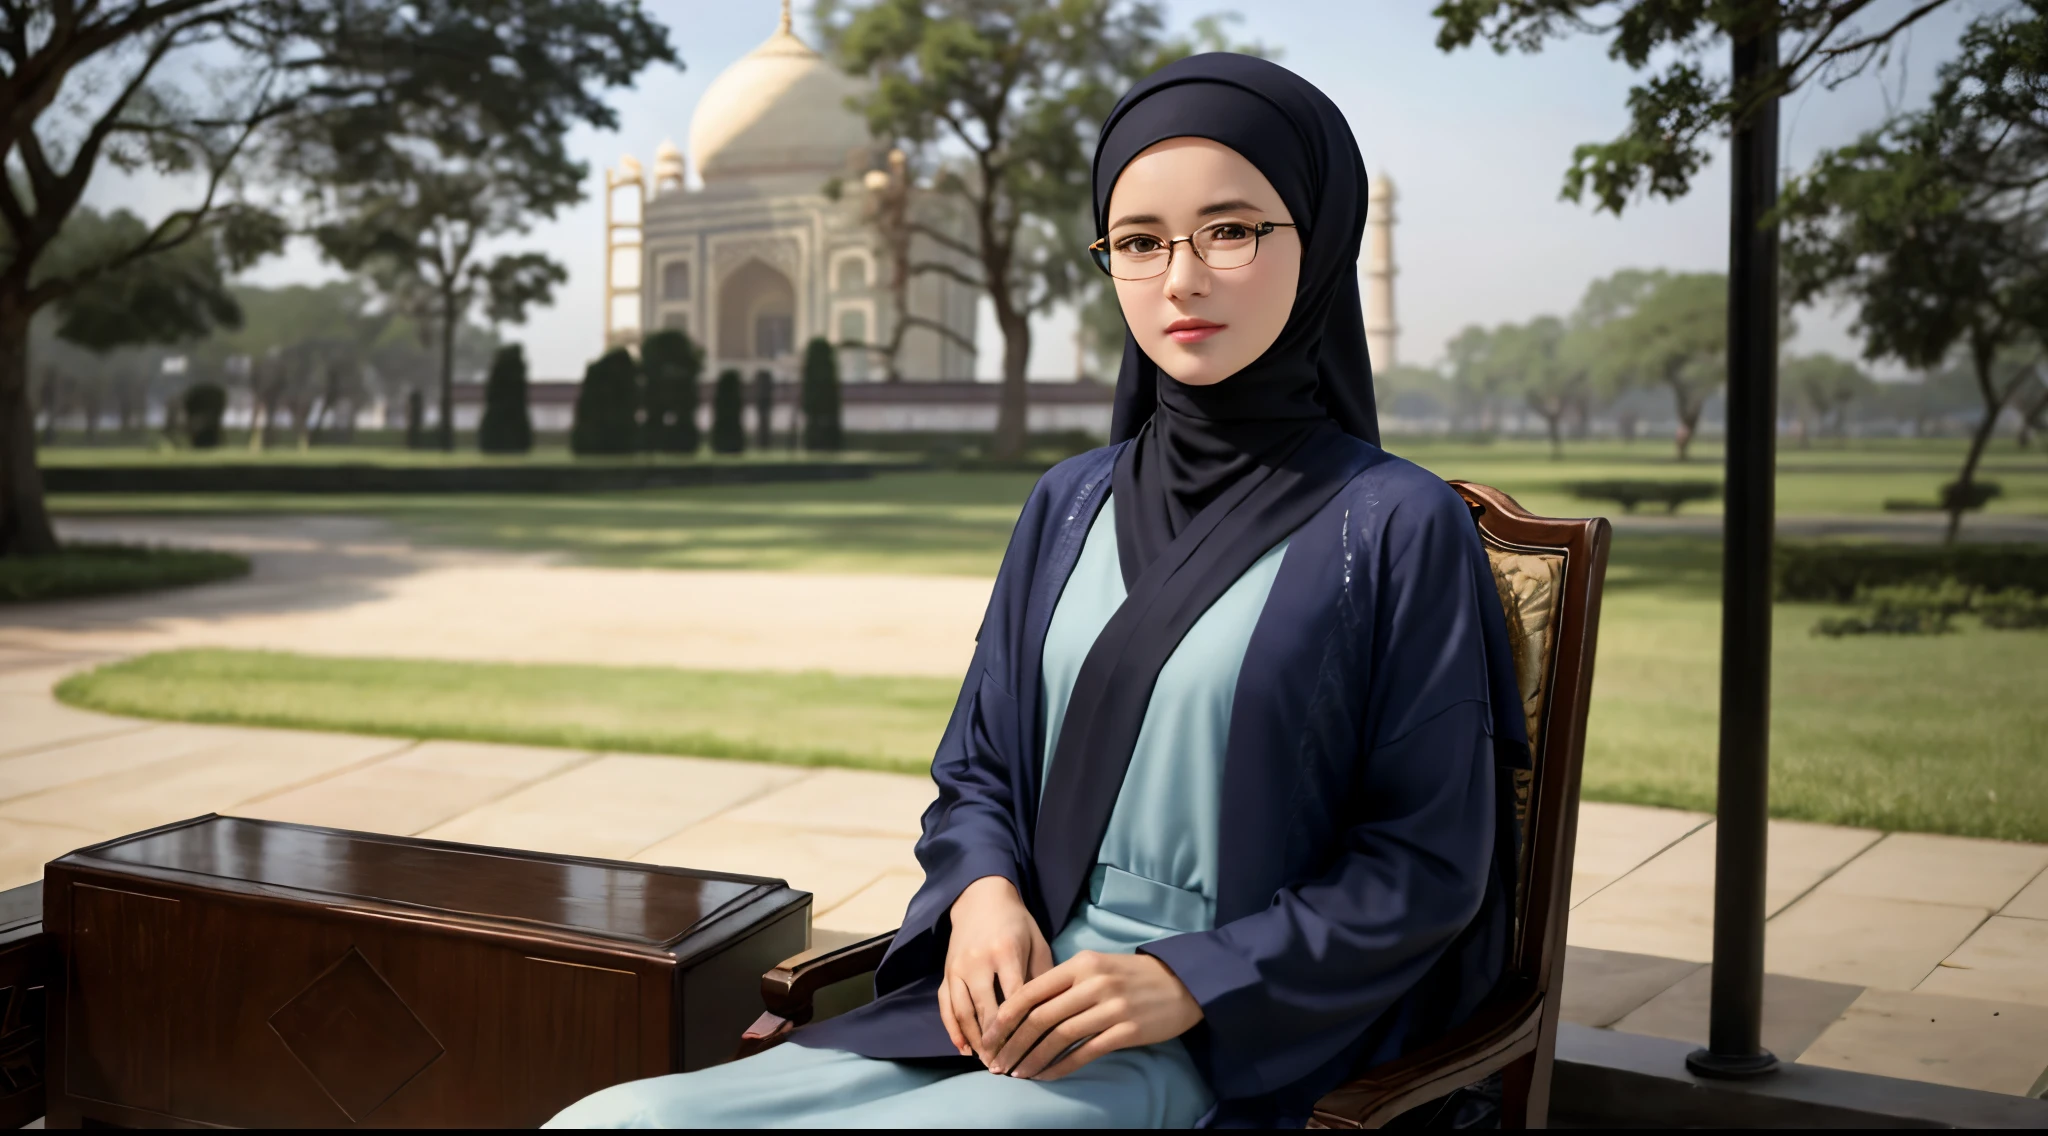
[759,930,897,1022]
[1309,984,1541,1129]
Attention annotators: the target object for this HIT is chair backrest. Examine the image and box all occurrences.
[1450,482,1611,1005]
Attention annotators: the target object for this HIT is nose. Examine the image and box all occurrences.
[1161,240,1211,302]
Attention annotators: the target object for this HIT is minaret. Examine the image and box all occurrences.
[1365,173,1398,371]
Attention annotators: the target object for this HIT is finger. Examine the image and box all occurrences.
[952,974,984,1053]
[991,984,1094,1075]
[938,976,968,1056]
[1034,1023,1141,1083]
[967,968,1003,1060]
[982,948,1030,1059]
[986,961,1077,1056]
[1010,1005,1120,1080]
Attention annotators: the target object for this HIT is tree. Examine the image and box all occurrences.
[182,383,228,449]
[1776,1,2048,541]
[641,330,703,454]
[819,0,1256,459]
[1,0,676,555]
[801,338,845,452]
[313,163,570,453]
[571,349,641,457]
[711,369,747,455]
[186,283,378,452]
[1598,273,1730,461]
[1444,324,1509,434]
[1494,317,1580,459]
[479,346,533,455]
[1434,1,1969,215]
[1779,353,1871,445]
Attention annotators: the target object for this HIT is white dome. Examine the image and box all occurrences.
[688,18,870,183]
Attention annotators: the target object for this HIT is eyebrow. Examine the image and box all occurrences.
[1107,199,1268,229]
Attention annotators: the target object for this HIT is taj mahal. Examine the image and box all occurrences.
[601,4,980,383]
[600,3,1398,387]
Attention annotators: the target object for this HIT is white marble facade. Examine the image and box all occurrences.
[622,9,978,382]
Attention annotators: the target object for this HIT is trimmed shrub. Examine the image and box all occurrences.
[1775,542,2048,603]
[1812,579,1971,637]
[1566,479,1720,514]
[710,369,747,455]
[1882,480,2003,513]
[641,329,702,454]
[1979,588,2048,630]
[571,348,641,456]
[801,336,843,452]
[405,390,426,450]
[478,345,534,454]
[753,370,776,450]
[181,382,227,449]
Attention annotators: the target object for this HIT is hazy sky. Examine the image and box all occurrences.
[88,0,2000,380]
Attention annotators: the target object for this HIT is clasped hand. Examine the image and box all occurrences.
[940,875,1203,1081]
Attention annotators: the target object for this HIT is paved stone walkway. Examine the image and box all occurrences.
[6,515,2048,1100]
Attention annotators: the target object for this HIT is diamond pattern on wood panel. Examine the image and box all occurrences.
[269,948,443,1121]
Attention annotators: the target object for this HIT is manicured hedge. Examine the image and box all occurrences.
[1567,479,1721,514]
[1776,541,2048,603]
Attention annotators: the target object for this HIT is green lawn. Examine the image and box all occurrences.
[48,438,2048,578]
[55,536,2048,841]
[57,650,955,774]
[42,437,2048,841]
[0,543,249,603]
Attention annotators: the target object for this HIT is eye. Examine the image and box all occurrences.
[1113,234,1165,255]
[1205,223,1253,243]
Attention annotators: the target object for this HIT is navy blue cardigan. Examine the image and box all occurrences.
[795,438,1527,1127]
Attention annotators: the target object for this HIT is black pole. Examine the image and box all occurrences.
[1688,10,1782,1081]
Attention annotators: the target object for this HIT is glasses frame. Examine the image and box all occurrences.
[1087,219,1299,280]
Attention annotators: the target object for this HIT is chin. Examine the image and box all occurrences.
[1149,346,1237,387]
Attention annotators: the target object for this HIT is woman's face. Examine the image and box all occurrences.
[1104,137,1301,387]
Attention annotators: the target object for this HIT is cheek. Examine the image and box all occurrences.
[1232,262,1297,353]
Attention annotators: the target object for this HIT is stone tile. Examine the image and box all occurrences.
[0,723,251,802]
[1765,893,1987,990]
[1567,818,1879,962]
[1914,916,2048,1009]
[2003,868,2048,920]
[633,816,921,914]
[0,727,408,837]
[1820,832,2048,911]
[718,768,932,839]
[1567,803,1709,908]
[1797,988,2048,1096]
[420,753,805,861]
[1610,965,1866,1061]
[1557,946,1701,1028]
[814,871,922,938]
[0,691,145,759]
[0,817,105,890]
[237,741,593,837]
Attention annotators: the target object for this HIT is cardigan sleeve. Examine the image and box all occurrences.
[1140,479,1506,1100]
[872,470,1063,996]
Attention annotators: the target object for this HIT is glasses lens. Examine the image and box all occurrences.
[1194,223,1260,270]
[1108,234,1169,280]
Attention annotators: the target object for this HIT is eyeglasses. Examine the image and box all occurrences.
[1087,220,1299,281]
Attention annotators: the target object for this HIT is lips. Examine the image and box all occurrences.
[1165,318,1225,344]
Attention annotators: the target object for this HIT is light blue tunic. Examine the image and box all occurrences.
[547,498,1289,1129]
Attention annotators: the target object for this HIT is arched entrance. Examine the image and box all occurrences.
[717,259,796,363]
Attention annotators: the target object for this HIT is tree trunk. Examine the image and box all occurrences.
[438,290,458,452]
[1947,345,2025,545]
[1667,379,1702,461]
[991,303,1031,462]
[0,313,60,556]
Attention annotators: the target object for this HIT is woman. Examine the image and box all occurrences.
[549,52,1526,1129]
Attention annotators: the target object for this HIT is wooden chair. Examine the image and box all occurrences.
[738,483,1611,1130]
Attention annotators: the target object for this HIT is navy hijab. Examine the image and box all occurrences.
[1032,55,1385,933]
